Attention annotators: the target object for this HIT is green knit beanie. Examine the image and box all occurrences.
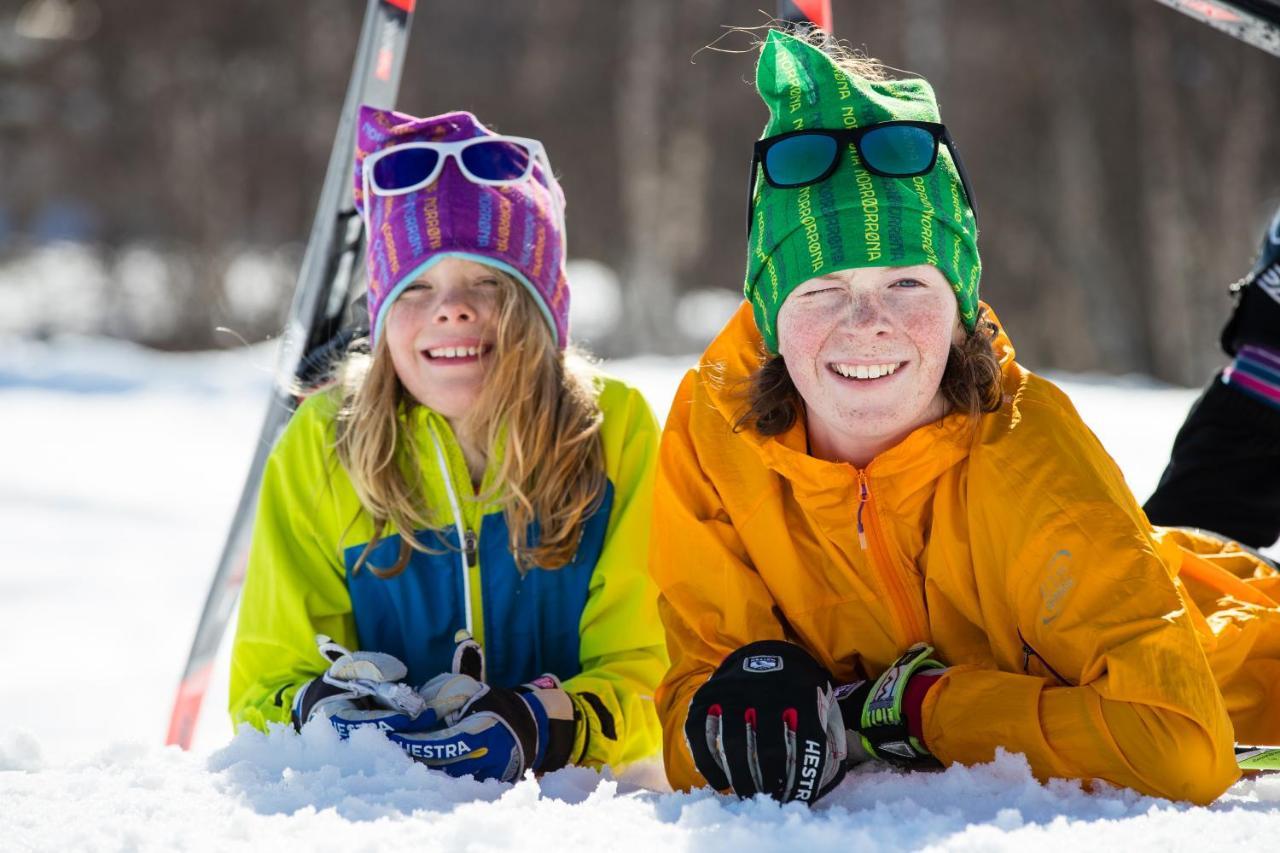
[746,30,981,353]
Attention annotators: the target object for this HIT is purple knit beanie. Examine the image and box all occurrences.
[354,105,569,347]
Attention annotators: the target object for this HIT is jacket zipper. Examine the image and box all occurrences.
[856,470,927,643]
[464,530,478,568]
[428,420,478,642]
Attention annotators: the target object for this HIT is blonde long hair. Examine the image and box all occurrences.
[333,271,606,577]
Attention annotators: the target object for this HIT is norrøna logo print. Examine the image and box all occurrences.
[1040,549,1075,625]
[743,655,784,673]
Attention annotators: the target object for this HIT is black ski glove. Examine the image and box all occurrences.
[685,640,847,804]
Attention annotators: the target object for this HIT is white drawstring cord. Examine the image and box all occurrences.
[427,420,474,640]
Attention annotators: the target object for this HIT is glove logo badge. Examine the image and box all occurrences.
[743,655,784,673]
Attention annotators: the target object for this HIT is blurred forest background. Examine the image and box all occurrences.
[2,0,1279,385]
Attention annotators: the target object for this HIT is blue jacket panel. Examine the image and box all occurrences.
[344,484,614,687]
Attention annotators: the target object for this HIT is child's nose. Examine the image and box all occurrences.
[434,298,474,324]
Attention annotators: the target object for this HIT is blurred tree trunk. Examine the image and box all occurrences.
[1133,3,1198,385]
[1046,2,1142,373]
[1199,55,1270,379]
[616,0,671,354]
[902,0,946,80]
[614,0,714,355]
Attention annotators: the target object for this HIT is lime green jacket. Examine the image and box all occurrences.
[229,374,667,770]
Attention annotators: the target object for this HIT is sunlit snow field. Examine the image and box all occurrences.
[3,332,1278,851]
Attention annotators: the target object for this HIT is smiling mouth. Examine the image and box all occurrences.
[829,361,905,381]
[422,344,492,361]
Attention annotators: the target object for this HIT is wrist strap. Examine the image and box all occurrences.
[516,675,577,772]
[840,644,945,767]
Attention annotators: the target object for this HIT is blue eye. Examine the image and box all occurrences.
[892,278,923,288]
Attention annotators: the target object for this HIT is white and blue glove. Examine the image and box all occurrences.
[388,634,579,782]
[291,635,439,737]
[292,633,578,783]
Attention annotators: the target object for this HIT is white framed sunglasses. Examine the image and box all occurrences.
[362,135,553,198]
[359,134,566,246]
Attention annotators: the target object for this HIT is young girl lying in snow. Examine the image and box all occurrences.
[230,106,666,782]
[650,30,1280,806]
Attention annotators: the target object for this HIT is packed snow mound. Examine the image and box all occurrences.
[4,724,1279,851]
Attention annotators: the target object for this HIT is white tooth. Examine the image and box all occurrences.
[466,347,479,356]
[855,365,869,379]
[445,347,459,358]
[887,363,898,374]
[836,364,853,378]
[868,365,883,379]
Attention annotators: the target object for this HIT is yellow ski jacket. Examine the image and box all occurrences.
[652,302,1280,804]
[231,374,667,770]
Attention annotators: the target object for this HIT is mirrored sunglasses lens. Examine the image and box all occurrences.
[764,134,838,186]
[461,140,534,182]
[858,126,936,175]
[371,148,439,192]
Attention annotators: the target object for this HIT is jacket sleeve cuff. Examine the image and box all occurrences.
[564,690,620,768]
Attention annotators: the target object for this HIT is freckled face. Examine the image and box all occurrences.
[383,257,503,419]
[777,264,963,456]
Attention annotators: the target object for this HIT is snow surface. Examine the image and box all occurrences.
[3,334,1277,851]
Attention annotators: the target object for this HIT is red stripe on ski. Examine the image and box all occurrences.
[165,661,214,749]
[790,0,833,32]
[1179,0,1244,21]
[383,0,416,12]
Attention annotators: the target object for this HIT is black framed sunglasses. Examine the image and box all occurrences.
[746,120,979,235]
